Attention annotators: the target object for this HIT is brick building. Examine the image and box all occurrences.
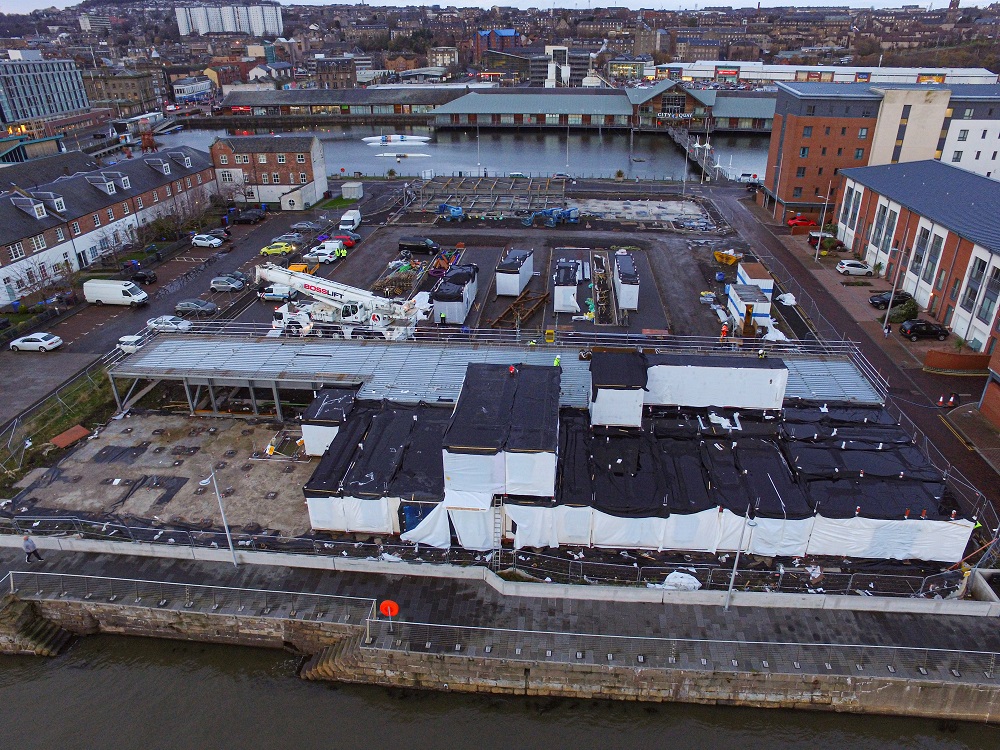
[837,160,1000,354]
[81,69,159,118]
[0,147,215,306]
[210,135,327,211]
[315,57,356,90]
[472,29,519,63]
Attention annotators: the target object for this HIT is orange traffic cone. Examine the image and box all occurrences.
[947,393,958,407]
[937,395,946,407]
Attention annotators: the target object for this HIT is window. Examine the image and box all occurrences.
[871,205,888,248]
[922,235,943,285]
[258,154,267,164]
[984,130,989,139]
[952,151,963,162]
[70,221,81,235]
[858,127,868,139]
[106,207,114,221]
[277,154,286,164]
[165,185,171,197]
[994,152,998,160]
[958,129,969,141]
[821,147,826,155]
[977,151,982,160]
[300,172,308,184]
[106,182,116,195]
[802,126,813,138]
[951,278,961,300]
[55,227,64,242]
[837,147,843,156]
[175,181,182,192]
[136,196,143,209]
[799,147,809,158]
[978,268,1000,323]
[961,257,988,312]
[841,186,854,223]
[152,190,159,203]
[196,174,202,184]
[185,177,192,188]
[963,108,974,119]
[792,187,803,198]
[796,167,806,178]
[824,127,831,135]
[220,171,234,184]
[219,154,229,165]
[261,173,269,184]
[911,227,930,273]
[841,127,847,136]
[122,202,130,215]
[272,172,280,184]
[92,213,101,227]
[32,204,46,219]
[53,197,65,212]
[296,154,306,163]
[7,242,24,261]
[121,177,130,189]
[235,154,249,164]
[854,148,864,159]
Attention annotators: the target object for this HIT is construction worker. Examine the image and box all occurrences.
[758,348,766,359]
[720,323,729,342]
[553,355,561,367]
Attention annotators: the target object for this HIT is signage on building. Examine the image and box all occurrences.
[656,112,693,120]
[917,73,946,84]
[855,72,871,82]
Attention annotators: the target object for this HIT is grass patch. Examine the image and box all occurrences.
[0,312,38,325]
[315,196,357,211]
[841,280,874,287]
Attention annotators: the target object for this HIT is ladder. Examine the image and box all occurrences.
[491,498,504,572]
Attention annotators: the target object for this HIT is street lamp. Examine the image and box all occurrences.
[724,499,758,611]
[476,125,481,176]
[200,471,238,567]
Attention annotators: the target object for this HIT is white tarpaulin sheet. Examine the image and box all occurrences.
[661,509,720,553]
[306,496,348,531]
[555,506,594,546]
[591,511,666,549]
[401,502,451,549]
[442,450,506,494]
[645,364,787,410]
[306,496,399,533]
[449,507,495,551]
[589,388,644,427]
[553,284,580,313]
[716,508,750,552]
[806,516,974,562]
[442,489,493,510]
[505,504,560,549]
[505,451,557,497]
[747,516,814,557]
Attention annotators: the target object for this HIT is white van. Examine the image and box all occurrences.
[83,279,149,307]
[338,210,362,232]
[259,284,298,302]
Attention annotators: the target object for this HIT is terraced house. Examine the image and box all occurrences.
[0,147,215,306]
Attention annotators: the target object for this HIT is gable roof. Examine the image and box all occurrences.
[624,79,680,105]
[213,135,317,154]
[840,160,1000,255]
[431,89,633,116]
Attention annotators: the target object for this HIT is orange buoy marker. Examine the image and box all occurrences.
[380,599,400,634]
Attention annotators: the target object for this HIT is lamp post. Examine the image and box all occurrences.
[476,125,481,176]
[200,471,238,567]
[724,500,758,611]
[814,179,834,263]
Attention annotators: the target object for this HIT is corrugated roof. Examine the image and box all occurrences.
[778,81,1000,100]
[625,79,679,105]
[432,90,633,116]
[711,94,776,119]
[840,160,1000,255]
[222,88,464,107]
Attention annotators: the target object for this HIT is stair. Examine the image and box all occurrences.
[0,594,75,656]
[300,632,364,681]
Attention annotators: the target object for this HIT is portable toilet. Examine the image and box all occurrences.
[496,248,533,296]
[613,249,639,311]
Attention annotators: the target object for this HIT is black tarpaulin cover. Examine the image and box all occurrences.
[783,404,896,425]
[497,249,531,272]
[303,407,375,497]
[646,353,787,372]
[553,260,579,287]
[700,439,746,512]
[443,363,559,454]
[807,478,948,520]
[734,438,812,519]
[443,263,478,285]
[780,422,912,444]
[430,281,465,302]
[614,251,639,284]
[785,443,943,482]
[590,431,668,517]
[388,406,450,501]
[654,438,714,514]
[589,351,647,396]
[302,388,356,426]
[556,409,593,506]
[342,407,418,498]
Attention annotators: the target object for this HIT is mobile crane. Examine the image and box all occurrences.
[255,262,423,340]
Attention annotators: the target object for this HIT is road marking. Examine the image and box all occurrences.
[938,414,976,451]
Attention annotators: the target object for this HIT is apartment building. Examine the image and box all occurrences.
[0,147,215,306]
[315,57,357,90]
[175,5,283,37]
[837,160,1000,356]
[82,69,158,118]
[759,81,1000,220]
[210,135,327,211]
[0,57,89,131]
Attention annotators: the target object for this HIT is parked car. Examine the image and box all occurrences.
[147,315,193,332]
[259,284,297,302]
[329,234,356,248]
[836,259,874,276]
[899,319,950,342]
[552,172,572,180]
[302,247,340,264]
[206,228,232,241]
[233,209,265,224]
[9,332,62,352]
[192,234,223,248]
[219,270,250,284]
[868,290,914,310]
[175,299,219,316]
[271,232,304,245]
[290,221,321,231]
[129,269,158,285]
[210,276,245,292]
[260,242,295,257]
[787,215,818,227]
[807,231,845,250]
[116,335,145,354]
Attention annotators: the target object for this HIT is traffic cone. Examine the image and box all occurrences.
[947,393,958,407]
[937,394,946,407]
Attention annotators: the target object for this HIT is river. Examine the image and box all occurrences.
[2,635,996,749]
[153,124,769,182]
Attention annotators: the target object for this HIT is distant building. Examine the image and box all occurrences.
[78,14,112,33]
[172,75,213,103]
[0,58,90,136]
[428,47,459,69]
[248,62,294,83]
[82,69,158,118]
[472,29,518,63]
[210,135,326,211]
[315,57,356,90]
[175,5,283,38]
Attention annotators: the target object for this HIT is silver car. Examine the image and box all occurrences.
[210,276,246,292]
[290,221,321,231]
[147,315,193,332]
[175,299,219,316]
[271,232,304,245]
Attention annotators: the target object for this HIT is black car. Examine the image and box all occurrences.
[868,290,913,310]
[206,228,232,240]
[899,319,949,342]
[129,269,157,285]
[233,209,265,224]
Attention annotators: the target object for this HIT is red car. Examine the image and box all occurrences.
[787,215,818,227]
[330,235,356,248]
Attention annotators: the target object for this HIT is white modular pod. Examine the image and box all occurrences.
[431,264,478,325]
[401,490,495,550]
[505,450,557,497]
[448,507,496,551]
[644,356,788,410]
[612,250,639,311]
[589,388,644,427]
[305,496,400,534]
[552,259,581,313]
[306,496,348,531]
[726,283,771,324]
[401,502,451,548]
[660,508,722,553]
[746,516,814,558]
[716,508,752,552]
[590,511,666,550]
[736,260,774,299]
[496,248,533,296]
[554,505,595,547]
[442,450,506,494]
[504,504,560,549]
[806,515,974,562]
[301,424,339,457]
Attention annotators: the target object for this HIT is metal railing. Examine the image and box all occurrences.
[9,571,376,631]
[362,618,1000,683]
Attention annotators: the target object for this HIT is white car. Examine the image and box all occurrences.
[146,315,193,332]
[836,259,874,276]
[10,332,63,352]
[302,248,339,264]
[191,234,224,248]
[116,335,144,354]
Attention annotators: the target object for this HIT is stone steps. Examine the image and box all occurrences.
[0,594,75,657]
[300,632,363,681]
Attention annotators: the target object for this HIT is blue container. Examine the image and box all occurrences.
[715,271,726,282]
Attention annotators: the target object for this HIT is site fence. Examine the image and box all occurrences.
[363,618,1000,682]
[0,515,955,600]
[7,571,376,629]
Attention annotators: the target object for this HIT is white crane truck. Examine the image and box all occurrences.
[255,262,423,340]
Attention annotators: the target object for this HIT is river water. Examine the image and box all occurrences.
[2,635,997,749]
[155,125,769,181]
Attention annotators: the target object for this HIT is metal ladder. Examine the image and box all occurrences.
[491,498,504,572]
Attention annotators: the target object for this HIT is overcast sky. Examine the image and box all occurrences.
[2,0,972,16]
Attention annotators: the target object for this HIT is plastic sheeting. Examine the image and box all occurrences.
[590,388,644,427]
[400,490,495,551]
[305,496,400,533]
[442,451,506,494]
[506,451,557,497]
[747,516,815,557]
[645,359,787,410]
[400,502,451,548]
[806,516,974,562]
[591,512,665,549]
[450,507,495,551]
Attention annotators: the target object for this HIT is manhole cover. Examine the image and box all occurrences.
[153,447,165,454]
[100,478,114,485]
[173,460,184,467]
[152,429,165,436]
[121,427,133,434]
[208,427,218,435]
[265,492,278,500]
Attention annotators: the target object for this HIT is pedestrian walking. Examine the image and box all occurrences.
[883,324,891,338]
[22,535,43,563]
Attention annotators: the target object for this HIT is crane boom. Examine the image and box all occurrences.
[255,262,411,316]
